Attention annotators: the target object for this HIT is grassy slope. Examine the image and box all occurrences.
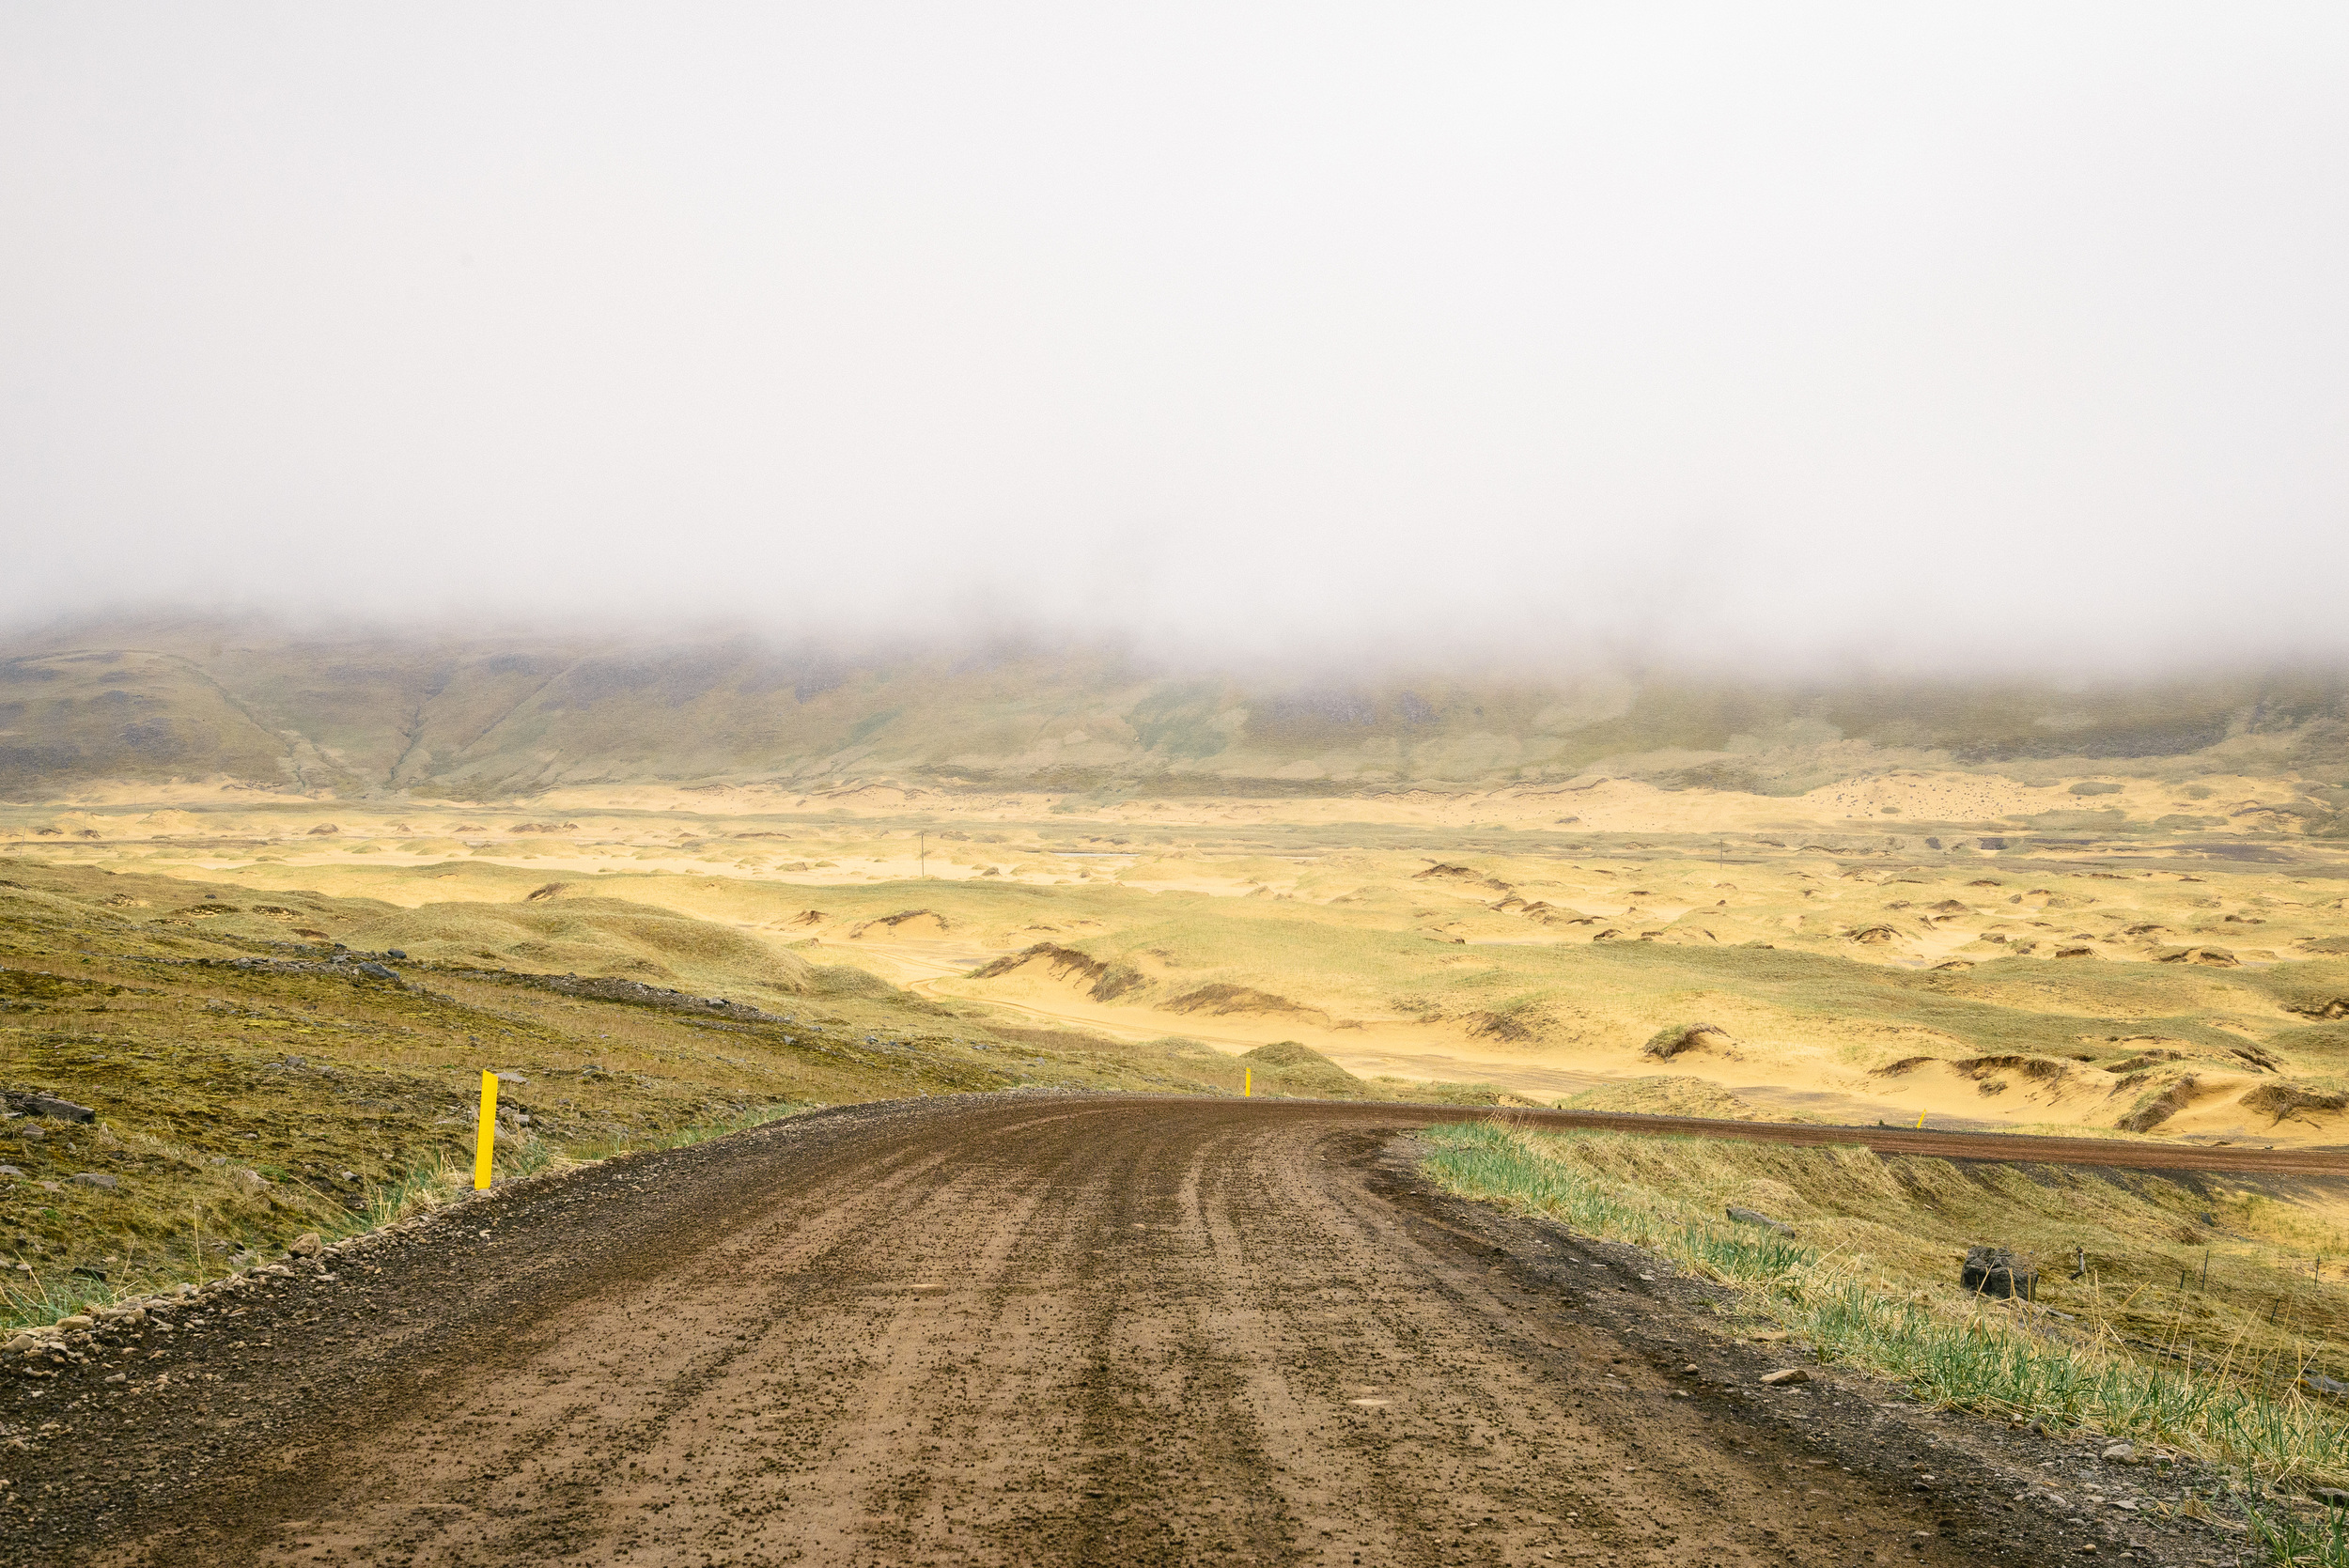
[1,849,1510,1327]
[1422,1121,2349,1489]
[9,619,2349,799]
[0,860,1408,1327]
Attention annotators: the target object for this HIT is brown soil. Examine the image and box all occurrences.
[3,1095,2317,1565]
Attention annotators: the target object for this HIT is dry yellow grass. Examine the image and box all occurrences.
[8,776,2348,1141]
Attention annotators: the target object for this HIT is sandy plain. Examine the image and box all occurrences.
[7,767,2346,1146]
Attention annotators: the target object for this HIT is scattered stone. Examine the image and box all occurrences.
[351,962,397,980]
[0,1166,21,1177]
[4,1093,96,1124]
[1726,1205,1795,1236]
[101,1373,125,1385]
[70,1171,118,1190]
[1759,1368,1811,1386]
[2100,1441,2134,1462]
[288,1233,323,1258]
[4,1334,36,1354]
[53,1315,92,1332]
[1962,1245,2038,1301]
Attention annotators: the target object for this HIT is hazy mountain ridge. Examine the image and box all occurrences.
[4,620,2347,803]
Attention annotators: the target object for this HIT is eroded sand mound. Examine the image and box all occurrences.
[851,909,951,939]
[1557,1075,1768,1120]
[1167,984,1328,1022]
[1240,1040,1363,1095]
[1641,1023,1739,1063]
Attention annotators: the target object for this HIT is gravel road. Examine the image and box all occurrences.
[4,1095,2289,1565]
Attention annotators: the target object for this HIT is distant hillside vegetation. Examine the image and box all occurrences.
[3,618,2346,800]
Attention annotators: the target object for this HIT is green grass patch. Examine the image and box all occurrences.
[1421,1121,2349,1490]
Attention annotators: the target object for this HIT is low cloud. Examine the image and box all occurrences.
[5,6,2344,675]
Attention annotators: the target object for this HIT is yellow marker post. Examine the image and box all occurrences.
[474,1070,499,1189]
[1244,1067,1252,1098]
[1915,1111,1925,1130]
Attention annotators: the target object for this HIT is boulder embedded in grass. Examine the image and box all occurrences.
[6,1092,96,1124]
[1726,1205,1795,1236]
[1962,1245,2037,1300]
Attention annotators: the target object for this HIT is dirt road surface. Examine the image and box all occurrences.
[5,1095,2297,1566]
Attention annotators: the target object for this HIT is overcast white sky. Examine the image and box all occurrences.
[3,5,2344,670]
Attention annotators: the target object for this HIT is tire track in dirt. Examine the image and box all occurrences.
[6,1094,2282,1566]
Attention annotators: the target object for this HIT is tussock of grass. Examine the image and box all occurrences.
[2245,1498,2349,1565]
[563,1102,808,1159]
[356,1152,470,1233]
[1422,1121,2349,1490]
[0,1262,118,1329]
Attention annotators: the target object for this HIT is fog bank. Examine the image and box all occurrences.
[5,6,2344,670]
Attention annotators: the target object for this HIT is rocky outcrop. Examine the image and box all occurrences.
[3,1090,96,1123]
